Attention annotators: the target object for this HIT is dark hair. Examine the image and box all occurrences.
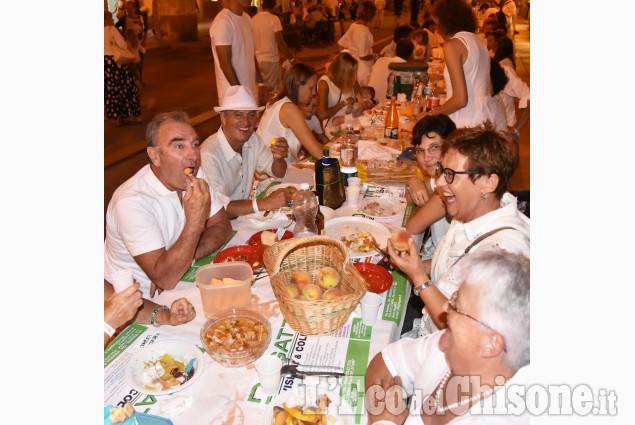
[271,62,317,105]
[359,1,376,22]
[490,58,508,96]
[493,36,515,68]
[441,122,517,199]
[394,24,414,42]
[395,39,415,60]
[410,21,421,28]
[262,0,276,9]
[412,114,457,147]
[479,3,490,11]
[433,0,477,36]
[422,19,436,29]
[359,85,376,100]
[146,111,191,148]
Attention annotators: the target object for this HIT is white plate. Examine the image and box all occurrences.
[265,183,303,197]
[125,341,205,396]
[357,198,406,218]
[262,383,354,425]
[320,206,337,222]
[323,216,390,258]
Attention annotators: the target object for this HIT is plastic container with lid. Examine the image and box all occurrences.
[292,183,319,236]
[195,262,253,317]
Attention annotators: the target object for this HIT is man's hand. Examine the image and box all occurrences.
[163,298,196,326]
[104,282,143,330]
[264,187,294,210]
[270,137,290,160]
[183,176,211,232]
[149,281,164,298]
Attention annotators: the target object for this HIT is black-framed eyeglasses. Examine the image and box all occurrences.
[415,144,442,156]
[448,291,506,352]
[436,162,478,184]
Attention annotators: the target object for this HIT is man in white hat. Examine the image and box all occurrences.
[200,86,293,219]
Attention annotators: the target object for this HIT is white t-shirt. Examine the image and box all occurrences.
[104,165,223,299]
[381,331,531,424]
[252,11,283,63]
[210,8,257,104]
[199,127,276,208]
[338,23,374,85]
[368,56,406,102]
[305,115,324,135]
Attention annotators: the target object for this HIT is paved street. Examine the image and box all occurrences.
[104,12,530,228]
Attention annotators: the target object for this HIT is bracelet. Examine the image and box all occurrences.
[104,321,116,337]
[252,198,259,213]
[150,305,169,327]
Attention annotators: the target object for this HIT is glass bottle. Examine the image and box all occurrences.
[292,183,318,237]
[384,96,399,140]
[339,124,358,186]
[313,191,325,235]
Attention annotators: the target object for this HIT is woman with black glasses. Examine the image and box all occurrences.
[388,122,529,337]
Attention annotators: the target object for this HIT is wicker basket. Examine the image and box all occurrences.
[263,235,367,336]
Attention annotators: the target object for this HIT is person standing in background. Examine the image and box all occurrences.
[210,0,267,105]
[337,1,376,85]
[252,0,296,97]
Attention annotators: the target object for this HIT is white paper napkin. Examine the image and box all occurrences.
[242,210,292,229]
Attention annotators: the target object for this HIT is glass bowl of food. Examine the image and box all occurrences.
[200,308,271,368]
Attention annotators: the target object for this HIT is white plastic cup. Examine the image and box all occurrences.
[255,355,282,395]
[360,292,383,326]
[346,186,360,207]
[109,270,134,293]
[347,177,361,188]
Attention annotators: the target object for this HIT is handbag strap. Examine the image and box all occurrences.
[454,226,517,264]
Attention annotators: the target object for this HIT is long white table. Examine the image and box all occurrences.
[104,180,414,425]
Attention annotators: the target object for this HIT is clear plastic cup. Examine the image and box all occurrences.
[360,292,383,326]
[346,186,360,207]
[109,270,134,293]
[255,355,282,395]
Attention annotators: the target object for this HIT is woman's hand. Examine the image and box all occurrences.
[164,298,196,326]
[386,237,428,286]
[104,282,143,330]
[407,176,430,206]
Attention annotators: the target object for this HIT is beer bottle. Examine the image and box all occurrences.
[384,96,399,140]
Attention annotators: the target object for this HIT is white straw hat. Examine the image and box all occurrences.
[214,86,265,112]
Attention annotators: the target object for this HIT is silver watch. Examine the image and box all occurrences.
[413,279,432,297]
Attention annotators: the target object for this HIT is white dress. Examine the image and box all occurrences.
[443,31,498,129]
[256,97,303,165]
[318,75,354,137]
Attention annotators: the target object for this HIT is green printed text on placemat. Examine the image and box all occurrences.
[341,339,371,424]
[181,231,237,282]
[349,318,372,340]
[104,323,148,368]
[402,203,415,225]
[382,270,407,324]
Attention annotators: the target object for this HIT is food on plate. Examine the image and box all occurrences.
[316,267,340,290]
[109,401,135,424]
[140,353,196,392]
[271,394,333,425]
[261,230,279,246]
[209,277,242,285]
[359,200,401,217]
[340,231,377,254]
[291,270,312,290]
[391,230,411,252]
[322,288,344,300]
[183,167,193,176]
[203,316,269,353]
[301,283,323,301]
[386,159,408,172]
[220,254,260,268]
[284,283,301,298]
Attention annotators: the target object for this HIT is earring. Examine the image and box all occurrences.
[481,193,488,200]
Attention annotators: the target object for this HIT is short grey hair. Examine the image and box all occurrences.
[455,248,530,370]
[145,111,191,148]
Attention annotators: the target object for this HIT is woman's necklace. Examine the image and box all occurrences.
[434,369,506,414]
